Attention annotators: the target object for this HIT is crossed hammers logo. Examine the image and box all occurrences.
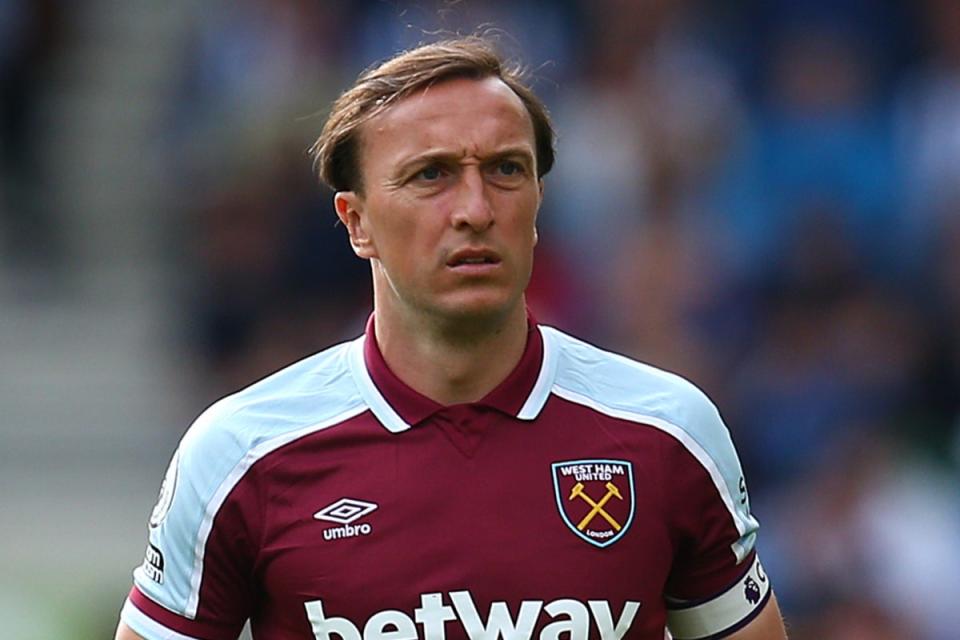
[568,481,623,531]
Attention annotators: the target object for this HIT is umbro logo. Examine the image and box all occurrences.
[314,498,378,541]
[314,498,378,524]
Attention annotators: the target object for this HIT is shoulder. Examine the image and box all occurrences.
[543,325,723,440]
[541,325,758,561]
[178,337,367,473]
[133,339,370,616]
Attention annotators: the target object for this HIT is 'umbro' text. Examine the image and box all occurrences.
[322,523,372,541]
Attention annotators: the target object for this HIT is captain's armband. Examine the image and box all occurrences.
[666,555,771,639]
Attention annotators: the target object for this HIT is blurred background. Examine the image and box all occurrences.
[2,0,959,638]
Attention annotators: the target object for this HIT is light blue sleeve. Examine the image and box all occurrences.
[131,340,368,619]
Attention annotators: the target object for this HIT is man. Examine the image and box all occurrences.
[116,37,787,640]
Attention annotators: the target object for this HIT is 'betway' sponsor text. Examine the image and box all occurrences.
[306,590,640,640]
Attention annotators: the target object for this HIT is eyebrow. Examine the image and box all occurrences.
[394,146,536,177]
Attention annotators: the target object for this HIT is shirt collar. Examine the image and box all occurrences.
[349,313,556,433]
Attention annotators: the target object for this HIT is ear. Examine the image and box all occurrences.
[533,179,545,247]
[334,191,377,260]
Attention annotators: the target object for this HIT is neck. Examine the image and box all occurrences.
[373,299,530,407]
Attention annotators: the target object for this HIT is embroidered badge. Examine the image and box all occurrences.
[149,448,180,528]
[744,577,761,605]
[551,459,635,548]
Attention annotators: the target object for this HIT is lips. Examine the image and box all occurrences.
[446,247,501,267]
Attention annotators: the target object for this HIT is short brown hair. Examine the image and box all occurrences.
[310,36,555,193]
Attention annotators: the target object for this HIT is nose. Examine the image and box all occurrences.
[450,167,494,232]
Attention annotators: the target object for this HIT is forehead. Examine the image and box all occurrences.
[359,76,536,170]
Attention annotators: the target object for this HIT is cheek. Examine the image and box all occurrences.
[368,197,446,268]
[368,195,417,241]
[500,193,540,240]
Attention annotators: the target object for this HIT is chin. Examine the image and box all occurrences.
[433,292,521,323]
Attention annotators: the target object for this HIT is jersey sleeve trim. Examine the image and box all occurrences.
[121,597,202,640]
[126,586,242,640]
[665,554,772,639]
[550,384,756,562]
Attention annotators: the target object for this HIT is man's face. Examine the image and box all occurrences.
[335,76,543,324]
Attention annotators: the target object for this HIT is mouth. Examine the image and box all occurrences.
[446,248,502,270]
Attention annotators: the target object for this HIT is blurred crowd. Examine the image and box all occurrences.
[0,0,65,266]
[4,1,960,638]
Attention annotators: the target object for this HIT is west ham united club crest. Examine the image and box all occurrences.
[551,459,635,548]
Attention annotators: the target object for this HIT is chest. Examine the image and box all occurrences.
[250,405,675,637]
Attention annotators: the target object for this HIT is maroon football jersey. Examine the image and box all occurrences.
[121,319,770,639]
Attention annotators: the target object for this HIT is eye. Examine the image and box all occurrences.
[496,160,524,176]
[414,165,444,181]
